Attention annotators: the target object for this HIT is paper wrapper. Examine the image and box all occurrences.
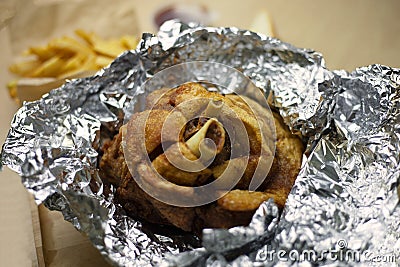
[6,0,138,104]
[1,20,400,266]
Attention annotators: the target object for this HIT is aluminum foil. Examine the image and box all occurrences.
[1,20,400,266]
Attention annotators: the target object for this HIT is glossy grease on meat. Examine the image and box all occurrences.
[100,83,303,232]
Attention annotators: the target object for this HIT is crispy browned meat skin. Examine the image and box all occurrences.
[152,142,213,186]
[100,82,304,232]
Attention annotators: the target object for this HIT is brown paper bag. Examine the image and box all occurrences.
[7,0,139,104]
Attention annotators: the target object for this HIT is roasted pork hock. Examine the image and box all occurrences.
[100,82,304,233]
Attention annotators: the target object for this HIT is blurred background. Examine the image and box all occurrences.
[0,0,399,266]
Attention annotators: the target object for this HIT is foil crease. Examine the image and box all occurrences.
[1,20,400,266]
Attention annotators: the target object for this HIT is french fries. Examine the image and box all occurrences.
[9,29,138,79]
[7,29,138,104]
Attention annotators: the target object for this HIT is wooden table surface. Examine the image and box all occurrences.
[0,0,399,266]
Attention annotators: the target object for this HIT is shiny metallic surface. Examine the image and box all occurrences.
[1,21,399,266]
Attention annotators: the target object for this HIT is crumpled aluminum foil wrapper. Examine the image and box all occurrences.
[1,20,400,266]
